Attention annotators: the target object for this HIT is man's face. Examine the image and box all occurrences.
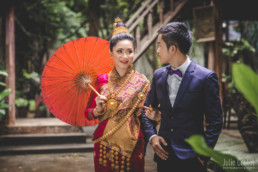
[156,34,172,65]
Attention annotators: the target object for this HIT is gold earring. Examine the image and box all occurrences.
[130,64,133,69]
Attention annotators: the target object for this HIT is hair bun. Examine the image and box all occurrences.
[112,17,129,36]
[115,17,123,23]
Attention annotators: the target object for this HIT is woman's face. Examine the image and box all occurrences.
[110,39,134,72]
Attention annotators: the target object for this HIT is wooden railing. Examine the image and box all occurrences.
[125,0,188,63]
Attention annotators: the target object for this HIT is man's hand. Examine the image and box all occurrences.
[197,156,205,166]
[151,136,169,160]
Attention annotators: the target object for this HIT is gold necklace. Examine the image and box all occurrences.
[94,81,150,143]
[107,69,134,110]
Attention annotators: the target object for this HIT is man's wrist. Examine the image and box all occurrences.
[149,134,157,144]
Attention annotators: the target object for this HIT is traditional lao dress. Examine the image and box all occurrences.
[85,68,150,172]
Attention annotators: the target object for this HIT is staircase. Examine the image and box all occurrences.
[126,0,188,63]
[0,118,95,155]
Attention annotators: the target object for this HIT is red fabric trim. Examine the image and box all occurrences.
[84,74,108,125]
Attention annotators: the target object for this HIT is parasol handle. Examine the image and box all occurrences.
[87,83,101,96]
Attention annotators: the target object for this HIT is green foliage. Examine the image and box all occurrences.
[241,21,258,52]
[0,89,11,102]
[15,98,35,111]
[15,98,29,108]
[29,100,36,111]
[0,70,8,77]
[0,70,11,119]
[223,38,255,64]
[232,63,258,113]
[23,69,40,80]
[0,70,8,87]
[186,135,250,172]
[222,38,256,95]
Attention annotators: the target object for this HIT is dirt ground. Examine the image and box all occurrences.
[0,143,157,172]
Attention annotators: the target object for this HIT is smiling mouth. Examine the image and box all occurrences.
[120,61,129,64]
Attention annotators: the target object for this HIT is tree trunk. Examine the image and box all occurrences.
[88,0,103,37]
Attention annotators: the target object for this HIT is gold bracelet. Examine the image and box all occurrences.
[88,109,95,119]
[94,106,106,117]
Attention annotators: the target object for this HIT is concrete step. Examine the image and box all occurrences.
[0,118,96,155]
[0,143,94,155]
[4,118,82,134]
[0,133,91,146]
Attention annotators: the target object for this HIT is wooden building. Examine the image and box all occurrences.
[1,0,257,126]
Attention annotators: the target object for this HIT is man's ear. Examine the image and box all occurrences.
[169,45,177,54]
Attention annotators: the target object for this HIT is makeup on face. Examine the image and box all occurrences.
[111,39,134,73]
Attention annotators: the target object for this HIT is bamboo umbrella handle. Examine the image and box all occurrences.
[87,83,101,96]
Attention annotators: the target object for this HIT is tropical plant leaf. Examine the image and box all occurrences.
[0,70,8,76]
[0,89,11,101]
[232,63,258,113]
[0,82,6,87]
[186,135,250,172]
[0,103,9,109]
[15,98,29,107]
[0,109,5,117]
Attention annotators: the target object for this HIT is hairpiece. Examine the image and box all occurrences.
[112,17,129,36]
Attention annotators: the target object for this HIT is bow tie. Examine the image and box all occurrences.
[167,67,182,77]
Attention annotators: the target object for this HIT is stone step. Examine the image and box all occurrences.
[0,133,92,146]
[4,118,83,134]
[0,143,94,155]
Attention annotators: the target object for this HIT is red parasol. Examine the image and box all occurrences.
[41,37,114,126]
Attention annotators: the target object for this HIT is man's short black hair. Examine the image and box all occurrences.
[158,22,192,55]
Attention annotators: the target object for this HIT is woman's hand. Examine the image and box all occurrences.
[146,104,161,121]
[94,95,107,117]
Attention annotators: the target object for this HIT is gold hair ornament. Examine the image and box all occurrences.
[112,17,129,36]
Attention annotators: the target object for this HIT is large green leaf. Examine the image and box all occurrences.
[232,63,258,113]
[186,135,250,172]
[0,89,11,101]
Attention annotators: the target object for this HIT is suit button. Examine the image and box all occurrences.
[171,129,173,132]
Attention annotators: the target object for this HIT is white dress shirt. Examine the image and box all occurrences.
[167,57,191,107]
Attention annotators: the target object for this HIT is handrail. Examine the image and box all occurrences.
[123,0,189,63]
[128,0,159,32]
[125,0,153,27]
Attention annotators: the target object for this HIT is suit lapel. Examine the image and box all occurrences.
[173,61,196,109]
[160,65,173,113]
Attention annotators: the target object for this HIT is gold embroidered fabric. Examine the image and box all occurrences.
[96,67,150,158]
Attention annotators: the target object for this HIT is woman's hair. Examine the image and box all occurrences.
[110,21,136,52]
[158,22,192,55]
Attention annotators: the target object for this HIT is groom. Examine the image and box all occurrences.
[140,22,222,172]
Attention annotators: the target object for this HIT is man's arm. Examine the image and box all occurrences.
[204,72,223,148]
[139,71,169,160]
[139,72,159,141]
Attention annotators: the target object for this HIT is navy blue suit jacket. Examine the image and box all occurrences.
[140,60,222,160]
